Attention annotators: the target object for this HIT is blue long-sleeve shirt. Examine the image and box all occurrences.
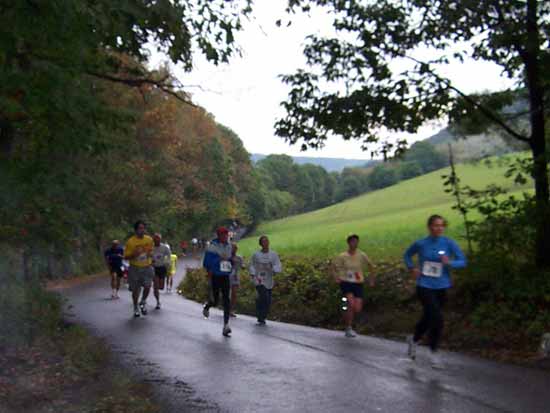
[404,236,467,289]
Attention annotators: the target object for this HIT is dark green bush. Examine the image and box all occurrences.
[179,257,412,329]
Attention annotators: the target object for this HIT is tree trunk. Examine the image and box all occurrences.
[525,0,550,267]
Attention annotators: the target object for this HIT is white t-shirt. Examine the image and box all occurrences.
[249,250,282,290]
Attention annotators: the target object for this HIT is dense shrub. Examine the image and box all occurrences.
[179,257,414,329]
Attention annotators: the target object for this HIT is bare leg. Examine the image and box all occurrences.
[343,293,355,328]
[153,277,160,305]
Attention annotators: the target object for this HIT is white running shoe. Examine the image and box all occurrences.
[223,324,232,337]
[407,335,417,360]
[430,351,443,369]
[139,302,147,315]
[345,327,357,338]
[133,308,141,318]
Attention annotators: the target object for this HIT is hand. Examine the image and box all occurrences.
[441,255,450,265]
[410,268,421,279]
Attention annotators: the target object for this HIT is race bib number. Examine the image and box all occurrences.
[220,260,232,272]
[346,271,361,281]
[422,261,443,278]
[137,253,148,262]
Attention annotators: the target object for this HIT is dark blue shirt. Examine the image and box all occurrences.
[105,247,124,268]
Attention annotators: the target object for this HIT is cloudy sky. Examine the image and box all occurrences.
[151,2,513,160]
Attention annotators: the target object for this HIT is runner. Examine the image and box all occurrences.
[404,214,467,368]
[229,243,244,317]
[332,234,376,337]
[124,220,155,318]
[104,240,124,299]
[249,235,282,326]
[152,234,171,310]
[202,227,233,337]
[168,252,178,292]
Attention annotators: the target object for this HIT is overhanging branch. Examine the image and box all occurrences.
[86,71,197,108]
[403,55,531,143]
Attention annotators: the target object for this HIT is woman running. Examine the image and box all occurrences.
[332,234,376,338]
[404,214,467,368]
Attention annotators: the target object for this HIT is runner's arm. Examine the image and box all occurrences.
[403,241,419,270]
[364,254,376,285]
[248,255,257,277]
[448,240,467,269]
[271,253,282,274]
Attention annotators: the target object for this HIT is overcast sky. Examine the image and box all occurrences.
[150,2,514,160]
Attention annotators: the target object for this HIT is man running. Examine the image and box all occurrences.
[202,227,233,337]
[332,234,376,337]
[152,234,171,309]
[249,235,282,326]
[104,240,124,299]
[229,243,244,317]
[124,221,155,318]
[168,252,178,292]
[404,214,466,368]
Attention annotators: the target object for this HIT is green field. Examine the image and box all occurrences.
[239,155,531,260]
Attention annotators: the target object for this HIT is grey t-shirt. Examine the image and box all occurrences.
[249,250,282,290]
[152,243,171,268]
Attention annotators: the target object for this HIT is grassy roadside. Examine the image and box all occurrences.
[0,277,162,413]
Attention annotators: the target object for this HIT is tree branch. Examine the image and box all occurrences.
[86,71,197,107]
[403,54,531,143]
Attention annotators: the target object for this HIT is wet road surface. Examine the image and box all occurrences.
[63,258,550,413]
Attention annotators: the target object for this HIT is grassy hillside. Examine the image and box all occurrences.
[239,154,531,260]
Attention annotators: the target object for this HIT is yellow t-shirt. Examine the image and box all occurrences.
[333,250,371,283]
[169,254,178,276]
[124,235,154,267]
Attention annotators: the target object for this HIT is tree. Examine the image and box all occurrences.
[367,165,399,190]
[279,0,550,267]
[403,142,448,173]
[398,161,424,181]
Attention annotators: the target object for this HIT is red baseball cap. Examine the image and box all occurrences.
[216,226,229,234]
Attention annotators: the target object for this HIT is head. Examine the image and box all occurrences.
[259,235,269,251]
[111,240,120,249]
[217,227,229,243]
[134,220,146,237]
[153,233,162,246]
[346,234,360,251]
[427,215,447,237]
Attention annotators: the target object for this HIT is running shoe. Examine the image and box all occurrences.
[407,335,417,360]
[139,302,148,315]
[256,320,266,326]
[223,324,232,337]
[345,327,357,338]
[430,351,443,369]
[155,302,161,310]
[134,308,141,318]
[230,312,237,318]
[202,304,210,318]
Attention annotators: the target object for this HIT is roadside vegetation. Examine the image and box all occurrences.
[0,278,160,413]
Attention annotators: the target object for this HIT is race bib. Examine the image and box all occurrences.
[137,253,148,262]
[422,261,443,278]
[220,260,232,272]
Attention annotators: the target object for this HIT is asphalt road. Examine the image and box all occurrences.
[62,258,550,413]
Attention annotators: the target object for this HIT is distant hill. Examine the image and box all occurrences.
[423,127,527,162]
[250,154,373,172]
